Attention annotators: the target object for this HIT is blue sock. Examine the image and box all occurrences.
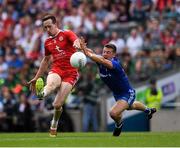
[144,108,151,114]
[115,120,123,128]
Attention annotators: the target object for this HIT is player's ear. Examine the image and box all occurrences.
[111,50,116,57]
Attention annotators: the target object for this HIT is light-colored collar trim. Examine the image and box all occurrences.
[50,29,62,38]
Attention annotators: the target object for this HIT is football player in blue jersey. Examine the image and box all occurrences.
[79,38,156,136]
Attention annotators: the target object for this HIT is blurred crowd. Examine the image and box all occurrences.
[0,0,180,132]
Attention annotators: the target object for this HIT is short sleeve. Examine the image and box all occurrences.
[44,40,51,56]
[64,30,78,43]
[111,59,120,70]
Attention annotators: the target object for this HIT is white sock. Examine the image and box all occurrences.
[51,120,58,129]
[42,88,48,97]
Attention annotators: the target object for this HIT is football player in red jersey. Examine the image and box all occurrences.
[28,14,81,137]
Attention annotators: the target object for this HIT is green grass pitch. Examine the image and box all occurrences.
[0,132,180,147]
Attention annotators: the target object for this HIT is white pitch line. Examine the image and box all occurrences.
[0,136,107,141]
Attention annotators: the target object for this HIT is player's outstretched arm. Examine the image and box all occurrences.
[28,55,51,91]
[79,37,113,69]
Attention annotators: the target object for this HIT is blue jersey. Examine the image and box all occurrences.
[97,57,133,95]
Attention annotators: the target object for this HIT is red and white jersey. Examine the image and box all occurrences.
[44,30,78,74]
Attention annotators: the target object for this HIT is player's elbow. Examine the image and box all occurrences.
[42,56,51,65]
[100,59,113,69]
[103,62,113,69]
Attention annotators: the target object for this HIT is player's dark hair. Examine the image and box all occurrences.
[42,14,56,24]
[104,43,117,53]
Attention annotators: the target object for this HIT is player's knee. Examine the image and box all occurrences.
[109,110,119,119]
[130,103,135,109]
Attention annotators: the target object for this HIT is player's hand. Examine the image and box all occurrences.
[27,78,37,92]
[73,38,81,49]
[79,37,88,55]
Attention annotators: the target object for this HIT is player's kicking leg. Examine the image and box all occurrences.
[109,100,129,137]
[129,101,157,119]
[35,73,61,100]
[49,82,73,137]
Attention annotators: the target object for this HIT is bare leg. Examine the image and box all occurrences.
[110,100,129,125]
[129,101,146,111]
[110,99,129,136]
[43,73,61,97]
[129,101,156,119]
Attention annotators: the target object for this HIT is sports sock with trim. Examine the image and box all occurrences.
[50,108,63,129]
[144,107,151,114]
[115,120,123,128]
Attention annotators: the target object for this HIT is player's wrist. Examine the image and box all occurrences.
[87,52,93,58]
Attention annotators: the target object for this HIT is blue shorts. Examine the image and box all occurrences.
[113,89,136,106]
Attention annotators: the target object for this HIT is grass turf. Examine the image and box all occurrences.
[0,132,179,147]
